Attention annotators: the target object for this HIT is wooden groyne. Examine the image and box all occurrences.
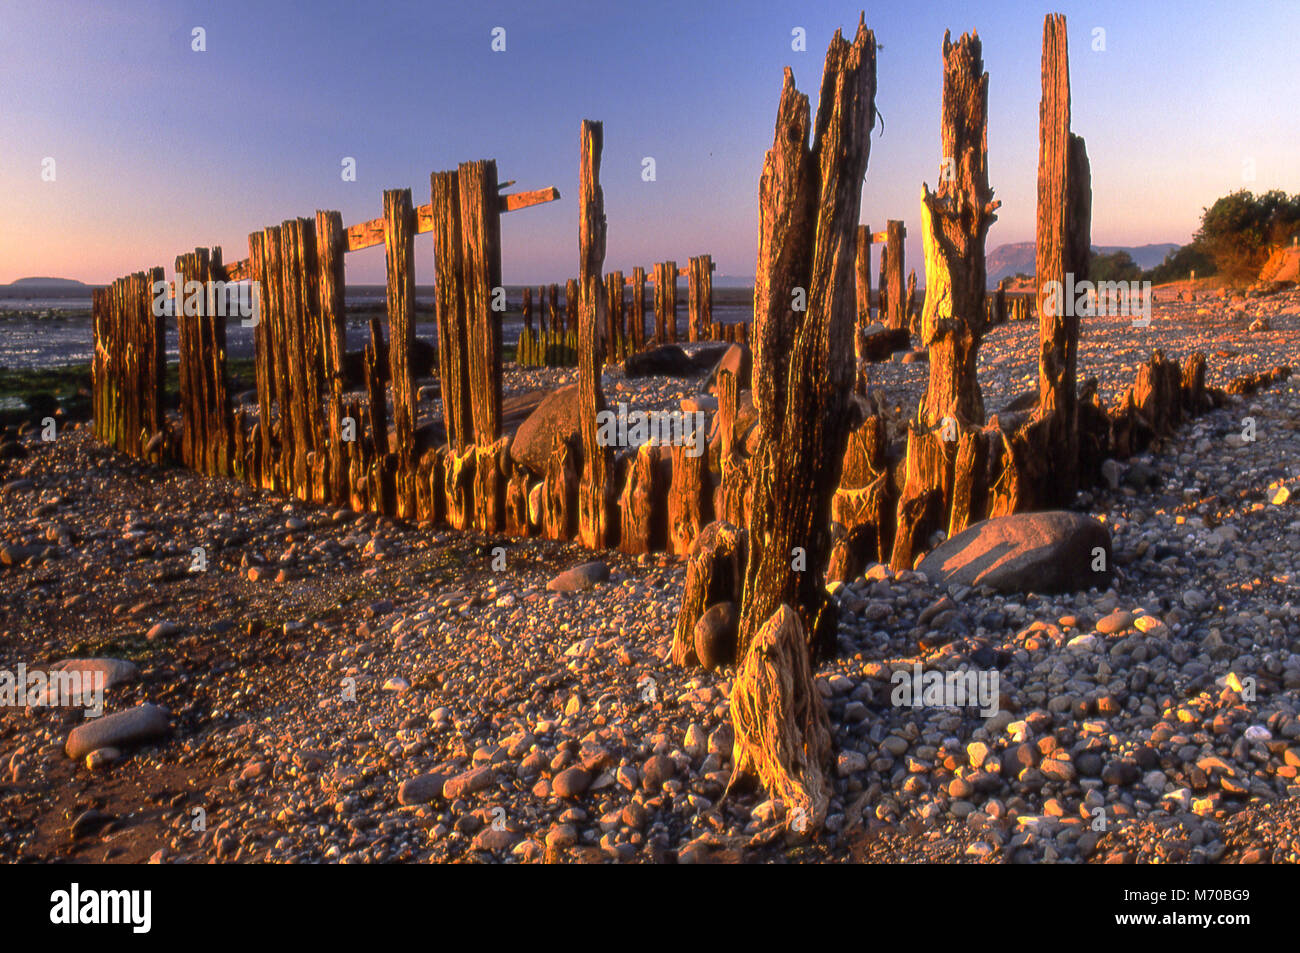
[90,148,733,558]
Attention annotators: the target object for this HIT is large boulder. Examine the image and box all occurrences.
[694,601,738,671]
[859,324,911,362]
[687,342,731,371]
[623,345,696,378]
[510,384,579,476]
[65,703,169,760]
[344,339,437,387]
[35,658,139,706]
[917,511,1113,594]
[704,343,752,394]
[547,560,610,592]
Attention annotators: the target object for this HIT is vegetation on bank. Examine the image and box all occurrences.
[1091,189,1300,287]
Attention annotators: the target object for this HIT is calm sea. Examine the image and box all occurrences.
[0,284,754,370]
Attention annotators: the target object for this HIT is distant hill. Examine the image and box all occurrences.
[4,276,91,289]
[985,243,1180,286]
[985,243,1037,285]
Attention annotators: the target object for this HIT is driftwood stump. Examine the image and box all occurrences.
[618,443,667,554]
[668,443,713,556]
[892,31,999,569]
[737,19,877,661]
[728,605,833,836]
[671,520,746,667]
[577,119,618,549]
[1029,12,1091,508]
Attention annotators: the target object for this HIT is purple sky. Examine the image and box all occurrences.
[2,0,1297,285]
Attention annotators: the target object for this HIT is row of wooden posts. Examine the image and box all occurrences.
[88,145,745,558]
[513,258,747,367]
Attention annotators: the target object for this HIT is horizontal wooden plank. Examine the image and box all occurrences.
[169,184,564,290]
[347,217,386,252]
[500,186,560,213]
[351,187,561,252]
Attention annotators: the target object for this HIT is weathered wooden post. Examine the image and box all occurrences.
[668,443,712,555]
[577,120,618,549]
[651,263,667,343]
[885,219,906,331]
[988,13,1091,516]
[294,218,328,500]
[717,22,877,839]
[246,233,271,487]
[316,209,348,503]
[687,254,712,342]
[564,278,579,335]
[700,255,713,335]
[279,222,316,496]
[172,272,193,467]
[736,20,877,664]
[112,276,126,452]
[663,261,678,342]
[854,224,872,375]
[91,287,106,443]
[432,169,474,457]
[890,30,1000,570]
[877,242,888,322]
[363,313,392,514]
[854,225,872,320]
[716,368,751,527]
[630,266,647,352]
[519,285,534,365]
[384,189,418,517]
[605,270,624,361]
[548,283,559,342]
[136,267,165,461]
[263,226,290,491]
[1031,12,1091,506]
[459,160,506,532]
[905,268,919,336]
[652,261,678,343]
[618,443,666,554]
